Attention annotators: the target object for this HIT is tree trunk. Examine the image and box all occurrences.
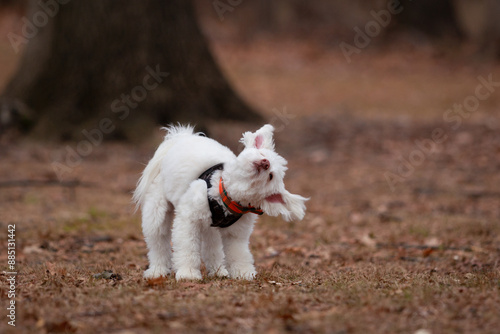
[390,0,463,41]
[1,0,262,141]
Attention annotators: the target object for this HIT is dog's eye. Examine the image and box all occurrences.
[268,173,273,181]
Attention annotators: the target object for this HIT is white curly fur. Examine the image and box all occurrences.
[133,124,308,281]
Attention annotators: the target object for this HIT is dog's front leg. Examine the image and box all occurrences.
[172,180,211,281]
[220,215,258,280]
[202,228,229,278]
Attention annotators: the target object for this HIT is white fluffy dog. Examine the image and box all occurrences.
[133,124,307,281]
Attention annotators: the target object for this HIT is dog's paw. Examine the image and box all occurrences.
[175,268,203,281]
[208,267,229,278]
[144,266,171,279]
[228,265,257,280]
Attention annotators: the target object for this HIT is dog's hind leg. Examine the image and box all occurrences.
[142,179,173,279]
[172,180,211,281]
[220,215,258,280]
[202,228,229,278]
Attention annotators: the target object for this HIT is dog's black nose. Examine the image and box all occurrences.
[254,159,270,172]
[261,159,270,170]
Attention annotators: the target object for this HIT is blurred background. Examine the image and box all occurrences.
[1,0,500,141]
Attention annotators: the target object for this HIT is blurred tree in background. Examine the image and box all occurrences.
[1,0,261,141]
[197,0,500,54]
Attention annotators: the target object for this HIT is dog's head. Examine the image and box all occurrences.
[224,124,308,221]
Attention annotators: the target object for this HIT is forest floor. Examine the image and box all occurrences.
[1,8,500,334]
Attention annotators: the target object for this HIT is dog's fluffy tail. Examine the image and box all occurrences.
[132,124,195,211]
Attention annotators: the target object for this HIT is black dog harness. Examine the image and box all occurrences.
[199,163,263,228]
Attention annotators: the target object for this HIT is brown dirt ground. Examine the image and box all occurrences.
[1,9,500,334]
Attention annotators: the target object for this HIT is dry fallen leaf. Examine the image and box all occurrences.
[422,248,435,258]
[146,276,168,287]
[92,270,122,280]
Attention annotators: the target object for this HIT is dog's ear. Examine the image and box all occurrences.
[240,124,275,150]
[261,189,309,222]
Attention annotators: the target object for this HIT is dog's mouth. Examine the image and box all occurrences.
[265,193,285,204]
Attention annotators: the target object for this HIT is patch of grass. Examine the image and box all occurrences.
[409,225,430,238]
[87,206,109,220]
[23,192,40,204]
